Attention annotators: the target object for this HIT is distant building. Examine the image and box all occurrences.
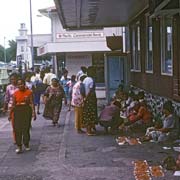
[16,23,51,70]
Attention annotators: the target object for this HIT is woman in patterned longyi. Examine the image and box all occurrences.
[82,66,98,136]
[43,78,66,126]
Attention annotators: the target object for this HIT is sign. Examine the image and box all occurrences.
[38,46,45,56]
[56,32,104,39]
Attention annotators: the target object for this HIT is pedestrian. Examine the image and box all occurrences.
[43,78,66,126]
[10,78,36,153]
[71,74,86,133]
[82,66,98,136]
[60,69,70,105]
[43,67,57,86]
[31,68,43,114]
[67,75,76,111]
[3,72,19,144]
[24,72,35,90]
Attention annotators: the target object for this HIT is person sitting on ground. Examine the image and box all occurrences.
[124,100,152,130]
[142,100,179,142]
[112,88,125,101]
[125,92,138,117]
[118,80,125,92]
[137,91,145,102]
[99,100,123,134]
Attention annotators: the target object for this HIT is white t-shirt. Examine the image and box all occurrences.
[43,73,57,85]
[83,77,94,96]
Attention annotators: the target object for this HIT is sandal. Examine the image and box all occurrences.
[87,132,96,136]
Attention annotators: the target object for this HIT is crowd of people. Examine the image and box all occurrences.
[2,65,179,155]
[99,86,179,144]
[2,65,99,154]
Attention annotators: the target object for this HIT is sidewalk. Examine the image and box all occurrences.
[0,103,179,180]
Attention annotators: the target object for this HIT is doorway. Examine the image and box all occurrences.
[106,56,125,101]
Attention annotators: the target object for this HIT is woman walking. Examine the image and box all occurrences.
[43,78,66,126]
[3,73,19,143]
[10,79,36,153]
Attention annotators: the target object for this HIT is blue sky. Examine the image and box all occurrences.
[0,0,54,47]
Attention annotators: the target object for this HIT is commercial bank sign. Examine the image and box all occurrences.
[56,32,104,39]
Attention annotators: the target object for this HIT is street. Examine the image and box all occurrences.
[0,104,179,180]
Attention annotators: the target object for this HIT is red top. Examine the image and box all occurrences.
[13,89,32,105]
[128,106,152,124]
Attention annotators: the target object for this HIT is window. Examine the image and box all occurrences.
[131,22,141,71]
[161,17,173,75]
[21,46,24,52]
[146,17,153,72]
[92,53,104,83]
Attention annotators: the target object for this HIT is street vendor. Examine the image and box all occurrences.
[142,100,179,142]
[99,100,123,134]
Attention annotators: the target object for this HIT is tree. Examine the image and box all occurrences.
[0,45,5,61]
[6,40,17,62]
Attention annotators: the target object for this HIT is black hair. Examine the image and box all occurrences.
[138,91,145,99]
[113,100,121,108]
[87,66,96,77]
[163,100,174,113]
[9,72,20,79]
[81,66,87,73]
[51,78,59,82]
[71,75,76,81]
[80,75,87,81]
[17,78,26,85]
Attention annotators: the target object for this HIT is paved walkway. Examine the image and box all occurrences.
[0,104,179,180]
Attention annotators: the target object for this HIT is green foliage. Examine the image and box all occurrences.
[0,45,5,61]
[6,40,17,62]
[0,40,17,62]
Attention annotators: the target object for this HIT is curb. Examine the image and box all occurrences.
[58,110,71,161]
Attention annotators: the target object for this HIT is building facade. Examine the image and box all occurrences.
[128,0,180,101]
[37,7,127,99]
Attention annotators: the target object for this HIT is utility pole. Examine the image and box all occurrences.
[30,0,34,69]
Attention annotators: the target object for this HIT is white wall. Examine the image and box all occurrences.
[65,53,92,77]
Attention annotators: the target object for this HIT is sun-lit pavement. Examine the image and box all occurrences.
[0,102,179,180]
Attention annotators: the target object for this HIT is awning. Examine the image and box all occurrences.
[54,0,149,29]
[37,40,112,56]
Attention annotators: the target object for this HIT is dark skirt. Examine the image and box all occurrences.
[43,100,62,123]
[83,92,97,126]
[13,105,32,146]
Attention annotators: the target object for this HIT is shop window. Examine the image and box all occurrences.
[131,22,141,71]
[161,17,173,75]
[92,53,104,84]
[146,17,153,72]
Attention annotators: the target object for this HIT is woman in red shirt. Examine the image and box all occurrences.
[10,78,36,153]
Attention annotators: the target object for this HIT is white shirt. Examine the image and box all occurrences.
[43,72,57,85]
[83,77,94,96]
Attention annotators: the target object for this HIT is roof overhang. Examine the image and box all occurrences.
[37,41,112,56]
[150,0,180,17]
[54,0,149,29]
